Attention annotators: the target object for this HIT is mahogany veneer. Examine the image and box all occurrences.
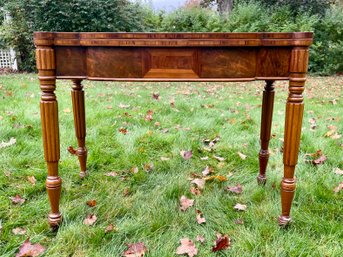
[34,32,313,228]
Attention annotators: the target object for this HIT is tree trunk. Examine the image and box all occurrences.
[217,0,233,14]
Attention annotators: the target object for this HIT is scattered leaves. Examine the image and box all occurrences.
[226,184,243,194]
[105,172,118,177]
[122,242,147,257]
[86,200,96,207]
[145,110,154,121]
[212,233,231,252]
[12,227,26,235]
[10,195,25,205]
[119,103,130,109]
[119,127,128,135]
[105,224,116,233]
[176,238,198,257]
[333,182,343,193]
[196,210,206,224]
[196,235,205,244]
[305,150,327,165]
[179,195,194,211]
[204,175,227,182]
[152,92,160,100]
[131,167,139,174]
[27,176,36,186]
[334,168,343,175]
[83,214,97,226]
[143,163,154,172]
[16,238,45,257]
[235,219,244,225]
[170,97,175,107]
[308,117,317,130]
[190,187,201,196]
[0,137,16,149]
[213,155,225,162]
[180,150,193,160]
[201,166,214,177]
[234,203,247,211]
[160,156,170,161]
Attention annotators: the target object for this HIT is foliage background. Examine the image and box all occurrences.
[0,0,342,74]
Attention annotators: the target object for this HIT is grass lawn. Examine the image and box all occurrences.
[0,74,342,256]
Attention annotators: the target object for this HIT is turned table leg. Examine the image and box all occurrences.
[257,80,275,185]
[68,79,87,178]
[36,47,62,228]
[279,47,309,226]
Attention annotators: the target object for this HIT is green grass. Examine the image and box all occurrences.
[0,74,342,257]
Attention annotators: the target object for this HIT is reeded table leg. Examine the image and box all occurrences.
[257,80,275,185]
[68,79,87,178]
[37,47,62,228]
[279,47,309,226]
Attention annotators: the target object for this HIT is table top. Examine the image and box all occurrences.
[34,32,313,47]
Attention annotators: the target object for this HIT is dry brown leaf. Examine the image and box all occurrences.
[10,195,25,205]
[212,233,231,252]
[202,166,214,177]
[105,224,116,233]
[190,187,201,196]
[86,200,96,207]
[105,172,118,177]
[119,127,128,135]
[196,210,206,224]
[131,167,139,174]
[333,182,343,193]
[122,242,147,257]
[63,108,71,113]
[170,97,175,107]
[143,163,154,172]
[305,150,327,165]
[213,155,225,162]
[237,152,247,160]
[313,155,327,165]
[191,178,205,190]
[204,175,227,182]
[176,238,198,257]
[234,203,247,211]
[234,219,244,225]
[196,235,205,244]
[0,137,16,149]
[334,168,343,175]
[180,195,194,211]
[16,238,45,257]
[154,121,160,127]
[12,227,26,235]
[106,105,113,109]
[83,214,97,226]
[145,110,154,121]
[27,176,36,186]
[180,150,193,160]
[152,92,160,100]
[308,117,317,130]
[226,184,243,194]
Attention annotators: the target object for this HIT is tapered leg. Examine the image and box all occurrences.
[257,80,275,184]
[68,79,87,178]
[279,47,309,226]
[36,46,62,228]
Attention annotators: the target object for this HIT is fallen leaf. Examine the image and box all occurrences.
[180,150,193,160]
[86,200,96,207]
[143,163,154,172]
[83,214,97,226]
[16,238,45,257]
[10,195,25,205]
[196,210,206,224]
[63,108,71,113]
[212,233,231,252]
[119,127,128,135]
[190,187,201,196]
[145,110,154,121]
[154,121,160,127]
[105,172,118,177]
[105,224,116,233]
[160,157,170,161]
[0,137,16,149]
[196,235,205,244]
[176,238,198,257]
[170,97,175,107]
[313,155,327,165]
[234,219,244,225]
[131,167,139,174]
[152,92,160,100]
[122,242,147,257]
[204,175,227,182]
[213,155,225,162]
[305,150,327,165]
[123,188,130,196]
[234,203,247,211]
[226,184,243,194]
[119,103,130,109]
[308,117,317,130]
[180,195,194,211]
[12,227,26,235]
[202,166,214,177]
[237,152,247,160]
[329,99,337,105]
[191,178,205,190]
[333,182,343,193]
[334,168,343,175]
[200,156,209,161]
[106,105,112,109]
[27,176,36,186]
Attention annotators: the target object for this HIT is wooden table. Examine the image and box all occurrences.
[34,32,313,228]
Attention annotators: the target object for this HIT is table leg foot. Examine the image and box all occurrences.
[278,215,292,226]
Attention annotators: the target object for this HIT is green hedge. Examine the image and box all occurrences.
[1,0,342,74]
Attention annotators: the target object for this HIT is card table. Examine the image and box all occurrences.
[34,32,313,228]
